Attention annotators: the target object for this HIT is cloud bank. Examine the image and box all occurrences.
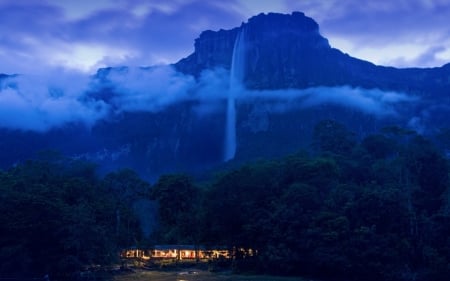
[242,87,416,117]
[0,70,109,131]
[0,66,417,132]
[0,0,449,75]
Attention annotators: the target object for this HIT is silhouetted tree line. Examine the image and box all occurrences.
[152,120,450,281]
[0,152,150,279]
[1,120,449,281]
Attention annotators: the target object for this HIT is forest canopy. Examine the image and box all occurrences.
[152,121,450,281]
[0,120,449,281]
[0,156,150,279]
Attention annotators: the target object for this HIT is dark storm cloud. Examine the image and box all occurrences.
[0,1,66,73]
[0,0,243,74]
[285,0,450,67]
[286,0,450,41]
[390,45,448,67]
[0,0,449,73]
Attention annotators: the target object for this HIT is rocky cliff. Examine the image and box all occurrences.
[176,12,450,97]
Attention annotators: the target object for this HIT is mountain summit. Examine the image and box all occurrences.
[177,12,450,96]
[176,12,327,79]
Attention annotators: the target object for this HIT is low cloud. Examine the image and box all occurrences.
[96,66,196,112]
[0,66,418,132]
[408,104,450,134]
[239,86,416,119]
[0,70,109,131]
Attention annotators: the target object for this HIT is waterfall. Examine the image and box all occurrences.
[224,28,246,162]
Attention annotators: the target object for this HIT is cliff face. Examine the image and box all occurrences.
[176,28,239,75]
[175,11,328,80]
[243,12,333,89]
[1,12,450,179]
[176,12,450,96]
[176,12,329,84]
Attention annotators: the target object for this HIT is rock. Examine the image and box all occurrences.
[176,12,450,96]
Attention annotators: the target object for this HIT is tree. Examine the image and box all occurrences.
[102,169,151,245]
[0,159,147,278]
[312,119,356,156]
[404,136,448,213]
[151,174,200,243]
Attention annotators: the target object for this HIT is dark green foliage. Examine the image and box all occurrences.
[203,161,283,250]
[151,174,201,244]
[404,136,448,213]
[313,119,356,156]
[150,121,450,281]
[362,134,397,159]
[0,158,148,278]
[102,168,151,246]
[1,120,449,281]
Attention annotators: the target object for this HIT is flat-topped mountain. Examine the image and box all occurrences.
[0,12,449,178]
[177,12,450,97]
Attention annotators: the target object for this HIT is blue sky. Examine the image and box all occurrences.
[1,0,450,74]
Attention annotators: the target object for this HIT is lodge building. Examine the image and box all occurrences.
[121,245,252,261]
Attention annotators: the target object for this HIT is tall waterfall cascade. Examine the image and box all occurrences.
[224,28,246,162]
